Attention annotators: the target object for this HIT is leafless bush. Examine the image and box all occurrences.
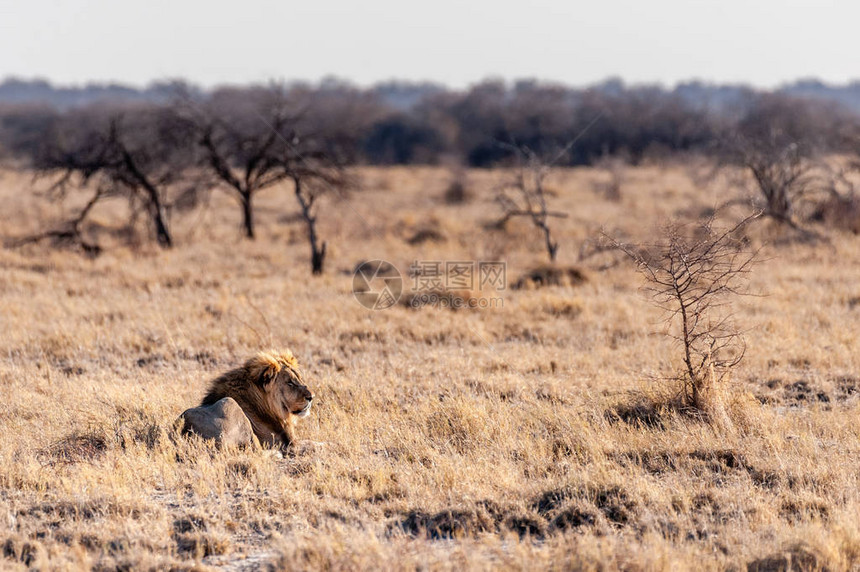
[495,145,568,262]
[808,163,860,234]
[609,213,760,412]
[592,155,626,201]
[182,85,360,273]
[19,104,201,250]
[187,84,374,250]
[577,231,628,271]
[187,87,301,239]
[275,86,382,274]
[808,131,860,234]
[734,142,822,230]
[722,96,833,235]
[289,162,350,275]
[443,166,471,204]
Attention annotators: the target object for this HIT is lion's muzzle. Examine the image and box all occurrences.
[293,401,313,417]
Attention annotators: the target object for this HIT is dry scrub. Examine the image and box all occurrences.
[0,165,859,570]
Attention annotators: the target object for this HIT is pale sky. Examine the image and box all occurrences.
[0,0,856,88]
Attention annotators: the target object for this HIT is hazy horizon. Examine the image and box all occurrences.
[2,73,859,93]
[1,0,856,90]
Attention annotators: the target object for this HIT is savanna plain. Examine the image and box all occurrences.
[1,164,859,571]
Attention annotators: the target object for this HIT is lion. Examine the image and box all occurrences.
[199,350,315,450]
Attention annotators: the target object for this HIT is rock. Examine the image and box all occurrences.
[177,397,258,449]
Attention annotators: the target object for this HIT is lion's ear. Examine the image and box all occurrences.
[256,365,279,387]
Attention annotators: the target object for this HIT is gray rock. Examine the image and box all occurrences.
[177,397,258,449]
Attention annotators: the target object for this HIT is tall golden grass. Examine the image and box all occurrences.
[0,165,858,570]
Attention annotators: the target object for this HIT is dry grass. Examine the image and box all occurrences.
[0,165,859,570]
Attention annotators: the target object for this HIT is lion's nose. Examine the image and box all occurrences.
[307,393,314,401]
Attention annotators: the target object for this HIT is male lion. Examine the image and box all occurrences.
[199,350,315,450]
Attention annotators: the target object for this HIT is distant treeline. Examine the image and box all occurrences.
[0,77,857,168]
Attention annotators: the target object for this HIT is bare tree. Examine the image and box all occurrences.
[495,145,568,262]
[7,182,106,255]
[610,213,760,411]
[810,129,860,234]
[27,104,200,249]
[732,142,820,230]
[189,87,300,239]
[285,153,350,275]
[723,95,830,232]
[273,85,374,275]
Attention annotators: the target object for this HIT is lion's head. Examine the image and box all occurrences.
[248,350,315,418]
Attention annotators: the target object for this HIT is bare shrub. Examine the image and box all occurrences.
[278,86,371,275]
[443,165,471,204]
[288,162,350,275]
[443,179,468,204]
[811,191,860,235]
[609,213,760,412]
[722,95,833,235]
[495,145,568,262]
[809,137,860,234]
[592,155,626,201]
[19,104,201,250]
[578,231,628,271]
[188,87,300,239]
[186,85,361,271]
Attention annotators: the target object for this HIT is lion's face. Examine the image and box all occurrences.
[272,367,315,418]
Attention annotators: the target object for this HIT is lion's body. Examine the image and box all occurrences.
[201,350,314,450]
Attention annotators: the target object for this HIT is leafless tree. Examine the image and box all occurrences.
[194,83,374,272]
[285,153,350,275]
[609,213,760,411]
[25,104,200,250]
[732,142,821,230]
[811,129,860,234]
[7,183,106,255]
[188,87,301,239]
[495,145,568,262]
[274,85,375,275]
[577,230,627,271]
[723,95,831,232]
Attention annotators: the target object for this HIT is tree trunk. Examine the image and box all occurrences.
[542,223,558,262]
[151,202,173,248]
[294,176,327,275]
[305,213,326,275]
[311,241,326,275]
[242,192,255,239]
[677,291,698,408]
[120,148,173,248]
